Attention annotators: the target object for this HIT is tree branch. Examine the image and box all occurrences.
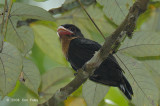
[38,0,149,106]
[48,0,96,15]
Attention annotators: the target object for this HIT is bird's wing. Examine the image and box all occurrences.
[68,38,123,72]
[68,38,101,70]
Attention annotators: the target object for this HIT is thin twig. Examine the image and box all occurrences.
[77,0,106,39]
[1,0,8,34]
[0,0,13,53]
[0,0,8,53]
[3,0,13,37]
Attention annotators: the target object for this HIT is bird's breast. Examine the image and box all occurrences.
[60,37,77,59]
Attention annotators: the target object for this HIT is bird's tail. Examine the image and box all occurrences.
[119,76,133,100]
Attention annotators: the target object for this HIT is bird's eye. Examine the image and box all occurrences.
[69,27,75,32]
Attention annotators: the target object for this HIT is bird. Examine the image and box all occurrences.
[57,24,133,100]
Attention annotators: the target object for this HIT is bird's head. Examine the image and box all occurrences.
[57,24,84,39]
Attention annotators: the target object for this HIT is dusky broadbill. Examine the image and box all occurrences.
[57,24,133,100]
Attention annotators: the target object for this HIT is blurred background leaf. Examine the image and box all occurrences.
[140,8,160,32]
[30,22,68,65]
[103,87,129,106]
[64,96,86,106]
[38,67,73,104]
[82,80,109,106]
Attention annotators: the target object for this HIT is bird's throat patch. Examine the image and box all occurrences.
[61,37,77,59]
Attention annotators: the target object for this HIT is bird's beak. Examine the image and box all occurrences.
[57,26,73,37]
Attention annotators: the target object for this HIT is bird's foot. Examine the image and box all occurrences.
[74,73,78,76]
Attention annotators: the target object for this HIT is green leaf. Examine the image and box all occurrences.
[6,16,34,55]
[7,81,20,97]
[116,53,159,106]
[153,0,160,1]
[26,90,39,106]
[82,80,109,106]
[0,42,22,97]
[140,59,160,90]
[136,9,151,30]
[21,58,41,95]
[34,0,47,2]
[0,0,16,4]
[140,9,160,31]
[39,67,73,104]
[119,31,160,57]
[7,82,31,106]
[97,0,133,25]
[0,96,13,106]
[31,44,46,74]
[0,0,7,4]
[31,23,67,65]
[104,87,128,106]
[10,3,54,21]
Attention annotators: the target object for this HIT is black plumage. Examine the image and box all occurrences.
[57,24,133,100]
